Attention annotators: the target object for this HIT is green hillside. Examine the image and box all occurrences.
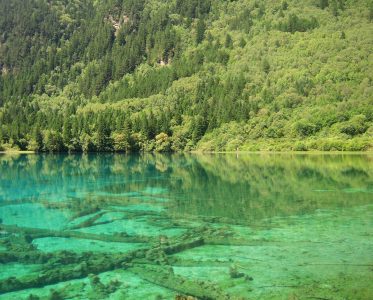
[0,0,372,152]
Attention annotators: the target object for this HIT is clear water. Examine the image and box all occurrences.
[0,153,372,299]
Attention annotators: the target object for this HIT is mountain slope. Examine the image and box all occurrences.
[0,0,372,152]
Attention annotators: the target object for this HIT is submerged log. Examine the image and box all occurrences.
[67,211,107,230]
[0,251,53,264]
[0,251,136,293]
[164,237,204,255]
[0,225,212,295]
[130,265,232,300]
[1,224,149,244]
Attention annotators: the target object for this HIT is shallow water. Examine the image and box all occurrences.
[0,153,372,299]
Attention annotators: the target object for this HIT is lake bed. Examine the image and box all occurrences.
[0,153,372,299]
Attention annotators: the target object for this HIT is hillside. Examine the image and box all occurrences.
[0,0,372,152]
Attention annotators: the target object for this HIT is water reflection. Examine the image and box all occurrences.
[0,153,372,299]
[1,153,372,223]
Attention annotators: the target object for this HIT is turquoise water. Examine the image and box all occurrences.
[0,153,372,299]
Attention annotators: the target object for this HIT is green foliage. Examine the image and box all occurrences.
[196,19,206,44]
[175,0,211,18]
[112,132,132,152]
[225,34,233,49]
[95,114,112,152]
[155,132,171,152]
[294,120,320,137]
[43,130,64,152]
[319,0,329,9]
[80,133,95,153]
[339,115,368,136]
[229,8,253,33]
[262,58,271,74]
[0,0,372,153]
[282,1,289,11]
[278,14,319,33]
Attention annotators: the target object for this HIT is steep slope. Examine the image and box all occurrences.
[0,0,372,152]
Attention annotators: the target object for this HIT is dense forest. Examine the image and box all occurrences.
[0,0,372,152]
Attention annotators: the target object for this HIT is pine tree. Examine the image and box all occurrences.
[62,117,72,147]
[239,38,246,48]
[319,0,329,9]
[262,58,270,74]
[96,114,111,151]
[33,126,43,151]
[196,19,206,45]
[225,34,233,49]
[330,0,339,16]
[282,1,288,10]
[369,1,373,21]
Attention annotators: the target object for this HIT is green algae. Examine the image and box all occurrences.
[0,153,372,299]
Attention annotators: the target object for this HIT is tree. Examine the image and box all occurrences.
[80,133,94,153]
[239,38,246,48]
[282,1,288,10]
[339,115,368,136]
[196,19,206,44]
[43,130,64,152]
[33,126,44,151]
[95,114,112,151]
[155,132,171,152]
[330,0,340,16]
[62,117,72,148]
[0,0,371,154]
[319,0,329,9]
[262,58,270,74]
[192,116,208,143]
[112,132,131,152]
[293,120,318,137]
[225,34,233,49]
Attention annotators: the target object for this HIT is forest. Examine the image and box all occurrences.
[0,0,372,152]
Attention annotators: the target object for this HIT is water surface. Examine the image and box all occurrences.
[0,153,372,299]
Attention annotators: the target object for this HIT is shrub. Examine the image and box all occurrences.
[155,132,171,152]
[339,115,368,136]
[293,142,308,151]
[112,132,131,152]
[293,120,318,137]
[80,133,95,153]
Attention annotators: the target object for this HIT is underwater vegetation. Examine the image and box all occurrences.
[0,153,372,299]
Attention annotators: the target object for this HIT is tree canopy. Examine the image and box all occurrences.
[0,0,372,152]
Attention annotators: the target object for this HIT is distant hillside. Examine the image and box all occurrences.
[0,0,372,152]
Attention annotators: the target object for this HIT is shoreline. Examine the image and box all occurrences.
[0,150,36,154]
[1,150,372,155]
[190,150,373,155]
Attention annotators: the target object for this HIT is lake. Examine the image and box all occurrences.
[0,153,372,299]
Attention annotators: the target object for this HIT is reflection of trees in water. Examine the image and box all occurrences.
[0,153,372,222]
[167,153,373,222]
[1,154,372,299]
